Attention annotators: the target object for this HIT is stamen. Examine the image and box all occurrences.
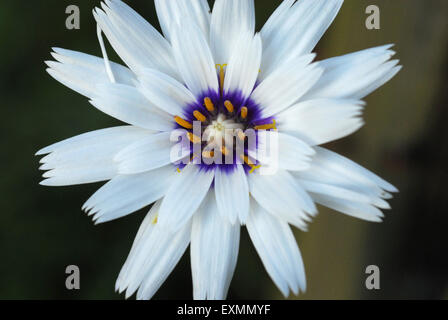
[241,154,261,173]
[151,214,158,225]
[204,97,215,112]
[174,116,193,129]
[240,107,248,119]
[254,120,277,131]
[221,146,229,156]
[187,132,201,144]
[224,100,234,113]
[193,110,206,122]
[237,130,246,141]
[202,150,215,159]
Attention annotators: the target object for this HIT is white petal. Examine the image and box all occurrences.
[276,99,365,145]
[114,132,187,174]
[248,169,316,231]
[137,68,197,116]
[293,146,397,221]
[223,32,262,102]
[155,0,211,42]
[94,1,179,79]
[116,200,192,299]
[247,198,306,297]
[37,126,152,186]
[260,0,343,79]
[252,132,315,172]
[89,83,174,131]
[158,164,215,232]
[191,192,240,300]
[83,166,177,223]
[171,21,219,97]
[210,0,255,64]
[46,48,134,98]
[251,55,323,117]
[303,45,401,100]
[214,165,249,224]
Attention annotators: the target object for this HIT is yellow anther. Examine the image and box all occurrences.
[240,106,248,119]
[202,150,215,159]
[254,119,277,131]
[221,146,229,156]
[193,110,206,122]
[241,154,261,173]
[187,132,201,144]
[204,97,214,112]
[174,116,193,129]
[237,130,246,141]
[151,215,158,225]
[216,64,227,95]
[224,100,234,113]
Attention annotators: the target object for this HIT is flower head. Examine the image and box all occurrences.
[38,0,400,299]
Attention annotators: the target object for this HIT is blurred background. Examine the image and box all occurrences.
[1,0,447,299]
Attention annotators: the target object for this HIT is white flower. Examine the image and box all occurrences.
[37,0,401,299]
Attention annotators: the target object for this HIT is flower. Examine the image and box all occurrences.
[37,0,401,299]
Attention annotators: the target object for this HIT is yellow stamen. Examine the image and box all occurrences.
[237,130,246,141]
[240,106,248,119]
[187,132,201,144]
[241,154,261,173]
[151,214,158,225]
[204,97,214,112]
[202,150,215,158]
[193,110,206,122]
[216,64,227,95]
[221,146,229,156]
[254,119,277,131]
[224,100,234,113]
[174,116,193,129]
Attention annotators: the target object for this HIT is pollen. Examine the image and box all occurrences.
[224,100,234,113]
[202,150,214,159]
[174,116,193,129]
[240,106,248,119]
[193,110,207,122]
[187,132,201,144]
[204,97,214,112]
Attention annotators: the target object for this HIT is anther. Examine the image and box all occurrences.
[202,150,215,159]
[187,132,201,144]
[224,100,234,113]
[204,97,214,112]
[240,107,248,119]
[193,110,206,122]
[254,123,276,130]
[221,146,229,156]
[174,116,193,129]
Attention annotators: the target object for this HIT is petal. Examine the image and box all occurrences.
[260,0,343,79]
[171,21,219,97]
[116,200,192,299]
[137,68,197,116]
[214,165,250,224]
[250,54,323,117]
[210,0,255,64]
[89,83,174,131]
[247,198,306,297]
[276,99,365,145]
[46,48,135,98]
[191,192,240,300]
[155,0,211,42]
[303,45,401,100]
[251,131,315,172]
[82,165,177,223]
[93,1,179,79]
[37,126,152,186]
[248,169,316,231]
[223,32,262,102]
[293,146,397,221]
[158,164,215,232]
[114,132,187,175]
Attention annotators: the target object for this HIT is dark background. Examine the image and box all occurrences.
[1,0,447,299]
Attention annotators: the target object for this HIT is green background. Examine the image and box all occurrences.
[1,0,447,299]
